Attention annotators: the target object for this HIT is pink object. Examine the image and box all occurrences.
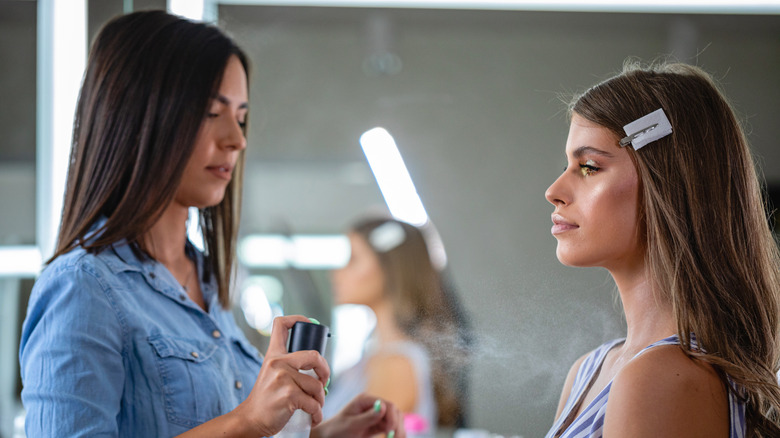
[404,413,429,433]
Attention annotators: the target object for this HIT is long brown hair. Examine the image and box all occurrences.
[51,10,249,308]
[571,61,780,436]
[352,217,472,427]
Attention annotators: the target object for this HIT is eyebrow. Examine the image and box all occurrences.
[214,94,249,110]
[572,145,615,159]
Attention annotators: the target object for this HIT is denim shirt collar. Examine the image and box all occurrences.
[87,217,219,313]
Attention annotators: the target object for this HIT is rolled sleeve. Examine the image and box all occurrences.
[20,259,126,437]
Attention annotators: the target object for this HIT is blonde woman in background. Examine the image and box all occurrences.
[325,217,472,434]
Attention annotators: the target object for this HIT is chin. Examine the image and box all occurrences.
[556,247,592,268]
[198,195,227,208]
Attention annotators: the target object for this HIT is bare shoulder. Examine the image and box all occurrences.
[604,344,729,437]
[366,352,416,378]
[364,352,418,413]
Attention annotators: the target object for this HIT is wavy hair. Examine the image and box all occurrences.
[52,10,249,308]
[571,61,780,436]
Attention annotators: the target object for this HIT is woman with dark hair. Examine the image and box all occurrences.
[325,217,471,434]
[545,61,780,437]
[19,11,404,438]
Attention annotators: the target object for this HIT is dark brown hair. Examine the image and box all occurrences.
[571,61,780,436]
[352,217,472,427]
[51,10,250,308]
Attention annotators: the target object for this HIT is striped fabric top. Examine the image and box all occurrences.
[545,335,747,438]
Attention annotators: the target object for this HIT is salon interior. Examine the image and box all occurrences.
[1,1,779,437]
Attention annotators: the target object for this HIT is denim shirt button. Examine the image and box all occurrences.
[212,330,221,339]
[179,294,186,301]
[190,351,199,359]
[149,272,156,279]
[235,380,242,389]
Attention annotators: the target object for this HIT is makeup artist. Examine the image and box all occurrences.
[19,10,404,438]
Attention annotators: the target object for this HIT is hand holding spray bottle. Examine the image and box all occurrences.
[276,320,330,438]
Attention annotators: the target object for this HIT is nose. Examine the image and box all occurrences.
[219,117,247,151]
[545,171,570,207]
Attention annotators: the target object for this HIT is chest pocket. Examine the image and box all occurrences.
[230,337,263,400]
[148,334,224,427]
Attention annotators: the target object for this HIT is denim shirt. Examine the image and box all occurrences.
[19,233,263,437]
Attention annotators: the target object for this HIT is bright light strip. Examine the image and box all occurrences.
[289,235,351,269]
[238,234,350,269]
[168,0,206,20]
[37,0,87,262]
[218,0,780,14]
[0,246,43,277]
[239,235,291,268]
[360,127,429,226]
[187,207,205,252]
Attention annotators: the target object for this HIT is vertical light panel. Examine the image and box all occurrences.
[360,127,429,226]
[168,0,218,21]
[37,0,87,261]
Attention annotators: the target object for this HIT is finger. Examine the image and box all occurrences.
[383,402,405,438]
[344,397,386,431]
[382,400,400,428]
[310,404,324,427]
[286,350,331,387]
[345,393,382,415]
[288,368,327,407]
[365,400,404,437]
[290,390,323,422]
[266,315,310,356]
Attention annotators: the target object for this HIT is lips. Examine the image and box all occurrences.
[551,213,578,235]
[206,163,233,181]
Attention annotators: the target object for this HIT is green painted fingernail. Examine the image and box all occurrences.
[388,431,395,438]
[324,386,329,396]
[308,318,320,325]
[324,377,330,396]
[373,399,382,413]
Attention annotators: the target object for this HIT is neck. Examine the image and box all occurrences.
[610,259,676,352]
[370,298,408,344]
[142,203,189,265]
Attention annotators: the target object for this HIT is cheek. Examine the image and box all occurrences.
[556,174,641,267]
[588,174,642,252]
[333,263,383,303]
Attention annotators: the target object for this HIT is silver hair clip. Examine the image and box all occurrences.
[368,221,406,253]
[619,108,672,150]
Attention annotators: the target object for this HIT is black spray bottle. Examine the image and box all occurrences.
[276,320,330,438]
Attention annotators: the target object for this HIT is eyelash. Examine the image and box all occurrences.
[579,161,600,176]
[562,161,601,176]
[208,113,247,129]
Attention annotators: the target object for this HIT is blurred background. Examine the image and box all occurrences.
[1,1,779,437]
